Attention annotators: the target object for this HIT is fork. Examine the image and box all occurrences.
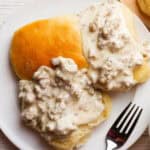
[105,102,143,150]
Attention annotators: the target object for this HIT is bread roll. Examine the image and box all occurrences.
[10,16,88,79]
[121,0,150,29]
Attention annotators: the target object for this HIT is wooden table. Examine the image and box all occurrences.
[0,0,149,149]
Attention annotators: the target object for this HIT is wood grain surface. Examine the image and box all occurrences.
[0,0,149,150]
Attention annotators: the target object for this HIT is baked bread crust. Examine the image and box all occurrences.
[121,0,150,29]
[10,16,88,79]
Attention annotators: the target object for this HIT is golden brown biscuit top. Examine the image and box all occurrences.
[10,16,88,79]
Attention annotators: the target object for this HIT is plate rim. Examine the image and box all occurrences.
[0,0,149,150]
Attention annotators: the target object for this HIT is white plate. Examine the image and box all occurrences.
[0,0,150,150]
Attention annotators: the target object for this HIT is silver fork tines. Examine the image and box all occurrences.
[105,102,143,150]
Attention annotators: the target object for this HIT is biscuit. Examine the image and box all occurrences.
[10,16,88,79]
